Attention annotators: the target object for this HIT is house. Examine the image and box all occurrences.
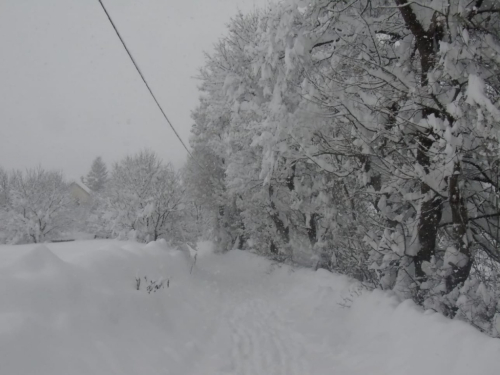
[69,182,91,205]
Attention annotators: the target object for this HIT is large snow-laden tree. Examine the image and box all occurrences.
[235,0,500,323]
[188,13,269,253]
[102,150,185,243]
[189,9,332,260]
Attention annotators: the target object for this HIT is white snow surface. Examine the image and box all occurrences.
[0,239,499,375]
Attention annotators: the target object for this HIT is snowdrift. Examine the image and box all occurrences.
[0,240,498,375]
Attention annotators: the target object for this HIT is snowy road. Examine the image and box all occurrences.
[0,240,499,375]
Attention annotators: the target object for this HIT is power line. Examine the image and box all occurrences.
[97,0,192,157]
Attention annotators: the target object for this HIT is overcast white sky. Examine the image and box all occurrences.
[0,0,270,181]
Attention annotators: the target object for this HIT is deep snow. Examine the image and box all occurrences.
[0,239,499,375]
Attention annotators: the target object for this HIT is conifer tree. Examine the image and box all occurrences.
[82,156,108,192]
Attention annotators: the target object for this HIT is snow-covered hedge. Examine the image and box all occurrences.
[186,0,500,336]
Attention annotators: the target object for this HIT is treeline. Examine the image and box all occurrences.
[88,151,201,244]
[0,151,206,246]
[184,0,500,336]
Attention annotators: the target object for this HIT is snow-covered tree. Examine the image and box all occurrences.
[0,167,9,210]
[182,146,226,242]
[82,156,108,192]
[101,150,185,243]
[3,167,73,243]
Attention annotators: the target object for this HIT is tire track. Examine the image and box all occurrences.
[226,299,310,375]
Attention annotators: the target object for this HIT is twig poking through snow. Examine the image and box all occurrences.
[190,253,197,275]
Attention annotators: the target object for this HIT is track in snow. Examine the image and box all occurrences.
[225,299,310,375]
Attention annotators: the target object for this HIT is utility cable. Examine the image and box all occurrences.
[97,0,192,157]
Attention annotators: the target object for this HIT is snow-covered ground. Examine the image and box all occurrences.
[1,239,499,375]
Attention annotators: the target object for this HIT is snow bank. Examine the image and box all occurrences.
[277,267,500,375]
[346,291,500,375]
[0,240,195,375]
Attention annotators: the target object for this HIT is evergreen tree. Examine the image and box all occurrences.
[82,156,108,192]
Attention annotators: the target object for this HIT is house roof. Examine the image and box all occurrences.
[69,181,91,195]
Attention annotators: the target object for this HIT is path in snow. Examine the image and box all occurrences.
[0,239,499,375]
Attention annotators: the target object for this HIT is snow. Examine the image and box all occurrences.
[1,239,499,375]
[466,74,500,118]
[444,246,470,269]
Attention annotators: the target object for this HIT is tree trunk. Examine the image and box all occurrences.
[446,163,473,292]
[269,185,290,244]
[414,132,443,282]
[306,213,318,246]
[394,0,445,286]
